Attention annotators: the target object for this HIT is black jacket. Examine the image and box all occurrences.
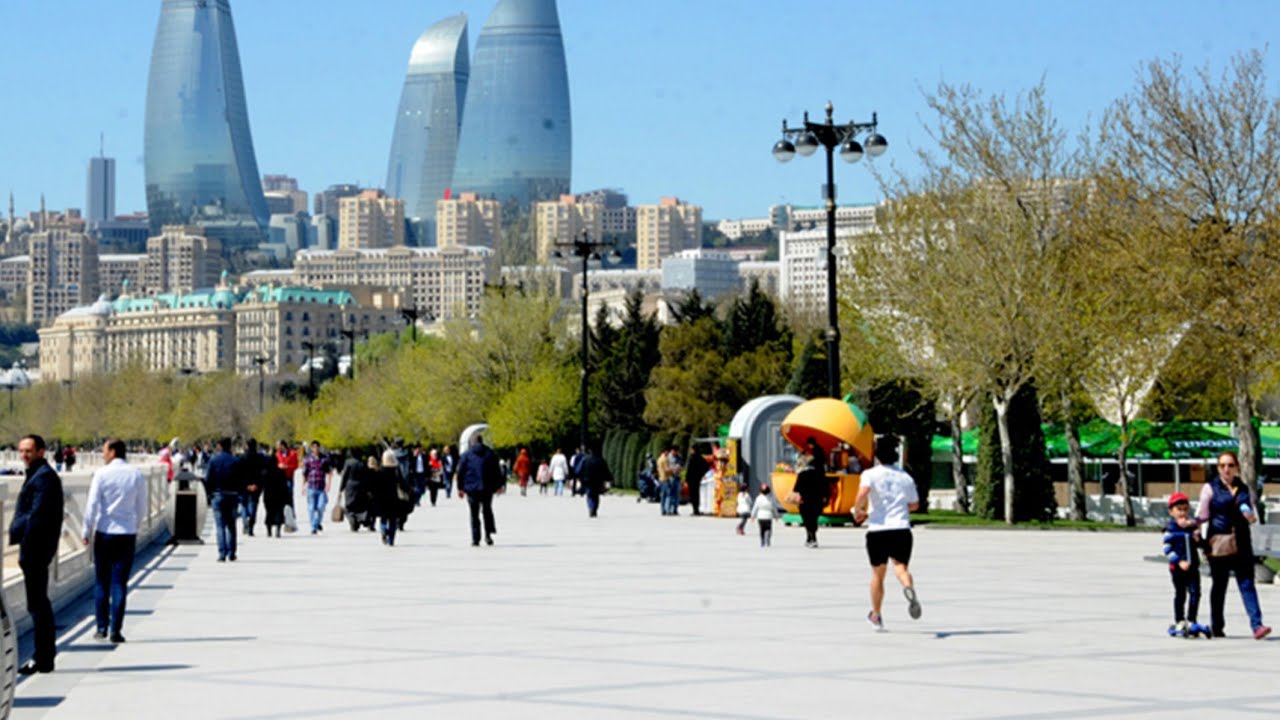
[9,458,64,566]
[204,451,242,499]
[579,452,613,493]
[793,466,830,510]
[457,443,503,495]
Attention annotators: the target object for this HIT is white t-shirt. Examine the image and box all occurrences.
[860,463,918,532]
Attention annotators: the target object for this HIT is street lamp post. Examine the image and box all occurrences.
[301,341,317,411]
[1,362,30,414]
[554,230,620,452]
[253,355,269,414]
[339,329,356,379]
[399,307,421,344]
[773,101,887,398]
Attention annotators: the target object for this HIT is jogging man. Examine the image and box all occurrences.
[853,435,922,631]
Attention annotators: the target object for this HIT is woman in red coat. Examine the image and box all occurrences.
[514,448,532,497]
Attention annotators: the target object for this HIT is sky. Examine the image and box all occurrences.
[1,0,1278,222]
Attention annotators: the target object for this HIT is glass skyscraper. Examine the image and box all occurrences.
[386,14,469,242]
[452,0,572,211]
[144,0,269,248]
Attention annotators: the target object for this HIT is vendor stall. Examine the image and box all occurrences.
[770,398,875,519]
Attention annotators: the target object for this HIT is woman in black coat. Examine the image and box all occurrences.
[374,454,406,546]
[792,446,829,549]
[261,464,290,537]
[340,455,374,531]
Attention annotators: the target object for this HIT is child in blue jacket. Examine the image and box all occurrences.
[1162,493,1207,637]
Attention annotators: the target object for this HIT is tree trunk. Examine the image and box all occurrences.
[950,413,970,513]
[994,393,1015,524]
[1063,409,1087,521]
[1117,413,1136,527]
[1232,375,1258,493]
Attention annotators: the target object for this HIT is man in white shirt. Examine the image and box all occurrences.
[853,435,922,631]
[82,438,148,643]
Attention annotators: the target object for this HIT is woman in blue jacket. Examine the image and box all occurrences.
[1195,451,1270,640]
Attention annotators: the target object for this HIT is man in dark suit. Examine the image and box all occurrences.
[9,434,65,674]
[456,434,504,546]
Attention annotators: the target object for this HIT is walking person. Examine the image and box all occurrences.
[237,439,268,537]
[1196,451,1271,639]
[442,444,457,498]
[260,459,290,538]
[514,448,532,497]
[579,444,612,518]
[853,436,922,631]
[665,447,683,515]
[790,451,829,548]
[536,457,551,495]
[81,438,147,643]
[302,441,332,534]
[457,433,503,546]
[751,483,780,547]
[410,445,428,506]
[735,481,752,535]
[549,448,569,497]
[204,438,242,562]
[376,451,406,546]
[10,435,63,675]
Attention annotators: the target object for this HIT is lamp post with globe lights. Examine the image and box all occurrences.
[773,102,887,398]
[553,230,622,452]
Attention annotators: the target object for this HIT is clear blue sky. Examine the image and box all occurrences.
[2,0,1277,221]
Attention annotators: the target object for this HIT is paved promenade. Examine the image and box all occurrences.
[11,490,1278,719]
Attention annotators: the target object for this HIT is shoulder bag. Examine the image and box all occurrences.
[1208,531,1237,558]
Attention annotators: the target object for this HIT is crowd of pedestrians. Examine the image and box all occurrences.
[9,425,1275,683]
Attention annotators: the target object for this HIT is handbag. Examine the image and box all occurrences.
[396,483,412,504]
[1208,532,1238,558]
[283,505,298,533]
[331,502,345,523]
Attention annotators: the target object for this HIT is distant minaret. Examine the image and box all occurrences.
[39,193,47,232]
[6,192,13,244]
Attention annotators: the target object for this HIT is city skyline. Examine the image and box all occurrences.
[2,0,1278,222]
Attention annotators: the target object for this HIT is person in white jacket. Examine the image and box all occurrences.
[549,449,569,496]
[750,484,781,547]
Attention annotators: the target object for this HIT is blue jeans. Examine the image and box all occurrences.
[307,488,327,532]
[586,488,600,516]
[241,491,259,532]
[213,493,239,560]
[93,532,136,636]
[554,479,565,496]
[1208,554,1265,632]
[662,479,680,514]
[379,516,397,546]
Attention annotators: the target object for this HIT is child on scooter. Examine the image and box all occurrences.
[1162,493,1208,638]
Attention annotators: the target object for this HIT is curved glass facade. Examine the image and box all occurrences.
[386,14,469,240]
[144,0,268,247]
[452,0,571,210]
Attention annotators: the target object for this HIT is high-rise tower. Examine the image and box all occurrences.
[87,136,116,225]
[452,0,571,212]
[144,0,269,249]
[386,14,469,242]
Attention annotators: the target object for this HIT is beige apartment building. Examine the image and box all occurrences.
[145,225,222,294]
[39,282,402,382]
[338,189,405,249]
[0,254,29,301]
[533,195,603,262]
[635,197,703,271]
[436,192,502,248]
[27,226,100,326]
[98,254,147,296]
[292,245,492,322]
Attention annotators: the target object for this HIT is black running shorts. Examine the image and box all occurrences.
[866,528,913,567]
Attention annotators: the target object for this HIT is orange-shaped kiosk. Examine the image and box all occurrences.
[770,398,874,515]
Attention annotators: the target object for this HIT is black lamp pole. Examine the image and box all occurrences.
[554,230,617,452]
[253,356,269,414]
[774,102,887,399]
[400,307,420,343]
[301,341,316,411]
[340,329,356,379]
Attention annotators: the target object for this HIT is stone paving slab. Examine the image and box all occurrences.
[10,490,1278,719]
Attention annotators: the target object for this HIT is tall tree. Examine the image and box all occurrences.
[1099,50,1280,491]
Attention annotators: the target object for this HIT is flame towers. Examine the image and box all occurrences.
[386,14,469,239]
[144,0,269,248]
[451,0,572,210]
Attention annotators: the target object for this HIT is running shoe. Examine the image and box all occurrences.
[867,611,884,631]
[1255,625,1273,640]
[905,587,922,619]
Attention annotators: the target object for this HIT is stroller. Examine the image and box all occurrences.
[636,470,660,503]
